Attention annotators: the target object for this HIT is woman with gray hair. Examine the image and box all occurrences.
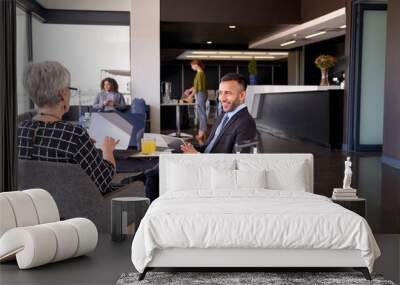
[17,61,120,194]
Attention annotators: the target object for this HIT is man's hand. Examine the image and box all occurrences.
[180,142,199,154]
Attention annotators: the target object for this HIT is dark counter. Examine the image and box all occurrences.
[256,89,344,148]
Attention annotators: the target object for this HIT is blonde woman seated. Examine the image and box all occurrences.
[17,61,128,194]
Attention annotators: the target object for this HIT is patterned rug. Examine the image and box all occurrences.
[116,271,396,285]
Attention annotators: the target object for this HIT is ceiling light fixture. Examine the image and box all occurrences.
[219,51,242,55]
[268,52,289,55]
[229,25,237,29]
[192,51,217,55]
[206,41,213,44]
[280,40,296,47]
[232,55,253,59]
[340,25,346,29]
[243,52,267,55]
[209,55,231,59]
[305,31,327,39]
[186,55,208,58]
[254,56,275,59]
[177,50,289,60]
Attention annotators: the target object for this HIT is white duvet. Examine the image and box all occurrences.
[131,190,380,273]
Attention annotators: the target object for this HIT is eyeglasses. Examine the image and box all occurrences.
[68,86,79,97]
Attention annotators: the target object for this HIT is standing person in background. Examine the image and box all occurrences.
[93,77,126,111]
[184,59,207,144]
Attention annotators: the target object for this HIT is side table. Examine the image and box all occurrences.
[111,197,150,241]
[331,197,366,218]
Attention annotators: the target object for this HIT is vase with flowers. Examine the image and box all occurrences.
[314,54,336,86]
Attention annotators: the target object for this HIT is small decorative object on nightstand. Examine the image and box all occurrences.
[331,157,365,217]
[332,157,358,200]
[331,197,366,218]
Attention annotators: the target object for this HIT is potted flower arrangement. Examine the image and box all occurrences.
[248,59,258,85]
[314,54,336,86]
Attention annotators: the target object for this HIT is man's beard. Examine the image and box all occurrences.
[222,100,241,112]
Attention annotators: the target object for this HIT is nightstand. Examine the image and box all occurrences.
[111,197,150,242]
[331,197,366,218]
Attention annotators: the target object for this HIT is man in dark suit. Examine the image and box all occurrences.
[181,73,257,154]
[144,73,257,202]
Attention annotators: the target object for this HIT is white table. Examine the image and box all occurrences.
[161,102,195,138]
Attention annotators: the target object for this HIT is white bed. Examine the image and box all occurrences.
[131,154,380,280]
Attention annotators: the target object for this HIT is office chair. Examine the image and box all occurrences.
[234,129,264,153]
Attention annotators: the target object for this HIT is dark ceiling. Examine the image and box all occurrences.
[24,0,345,56]
[160,0,300,50]
[160,0,345,50]
[161,22,293,49]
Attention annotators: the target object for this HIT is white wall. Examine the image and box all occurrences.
[32,18,130,106]
[16,7,30,114]
[131,0,160,132]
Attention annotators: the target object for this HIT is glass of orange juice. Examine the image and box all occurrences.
[141,138,156,155]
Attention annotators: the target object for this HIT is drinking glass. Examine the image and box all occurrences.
[141,138,156,155]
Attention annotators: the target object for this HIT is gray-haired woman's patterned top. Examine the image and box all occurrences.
[17,120,115,194]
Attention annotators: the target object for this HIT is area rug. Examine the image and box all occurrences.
[116,271,396,285]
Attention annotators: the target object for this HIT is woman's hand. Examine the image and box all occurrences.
[188,87,196,96]
[101,136,120,167]
[102,136,119,153]
[180,142,199,154]
[183,87,195,97]
[104,99,115,107]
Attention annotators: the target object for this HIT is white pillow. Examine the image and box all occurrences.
[167,160,235,192]
[237,159,308,191]
[236,169,267,189]
[267,164,306,191]
[211,168,267,191]
[211,168,236,190]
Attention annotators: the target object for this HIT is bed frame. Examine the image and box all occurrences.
[138,248,371,280]
[138,155,372,281]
